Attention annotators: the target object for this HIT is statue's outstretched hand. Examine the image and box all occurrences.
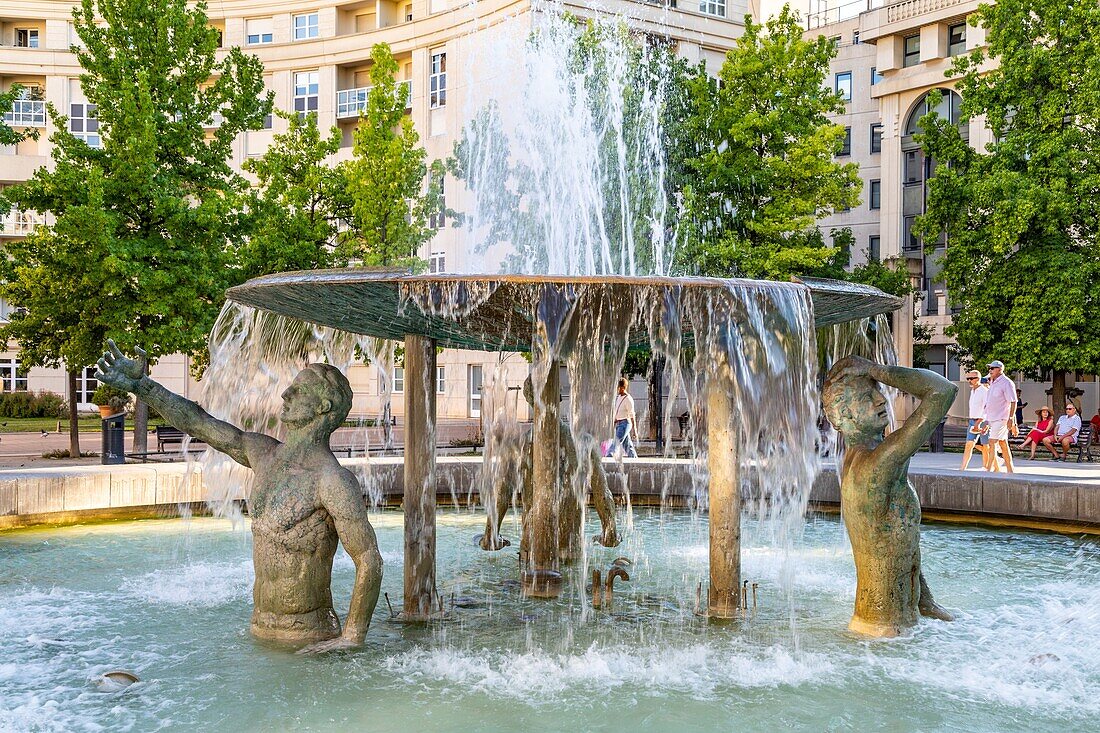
[95,340,148,393]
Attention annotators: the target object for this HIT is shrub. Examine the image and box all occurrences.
[0,390,68,418]
[91,384,132,412]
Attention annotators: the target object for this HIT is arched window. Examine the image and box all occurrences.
[904,89,963,136]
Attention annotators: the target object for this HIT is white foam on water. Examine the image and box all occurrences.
[119,560,253,607]
[380,641,834,702]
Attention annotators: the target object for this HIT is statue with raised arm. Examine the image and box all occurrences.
[822,355,956,638]
[477,376,621,555]
[96,341,383,652]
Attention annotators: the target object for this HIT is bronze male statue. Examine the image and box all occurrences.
[97,341,383,652]
[822,355,955,637]
[478,376,621,555]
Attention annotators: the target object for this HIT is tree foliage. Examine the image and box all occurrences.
[676,5,861,279]
[241,111,346,279]
[0,0,269,451]
[340,43,441,269]
[0,84,37,148]
[916,0,1100,403]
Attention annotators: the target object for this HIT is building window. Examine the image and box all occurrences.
[869,180,881,210]
[429,251,445,273]
[839,127,851,156]
[869,235,880,262]
[835,72,852,102]
[0,359,28,392]
[15,29,39,48]
[468,365,482,418]
[293,13,319,40]
[871,67,884,85]
[392,366,404,394]
[699,0,726,17]
[429,52,446,109]
[78,366,98,404]
[70,102,100,148]
[436,366,445,395]
[853,30,860,45]
[948,23,967,56]
[404,3,413,21]
[246,18,273,45]
[870,123,883,154]
[903,35,921,67]
[903,215,920,251]
[294,71,319,119]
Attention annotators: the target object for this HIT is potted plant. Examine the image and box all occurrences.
[91,384,132,418]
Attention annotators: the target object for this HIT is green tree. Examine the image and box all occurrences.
[240,111,346,279]
[340,43,441,269]
[677,5,861,279]
[0,84,37,148]
[1,0,270,453]
[916,0,1100,412]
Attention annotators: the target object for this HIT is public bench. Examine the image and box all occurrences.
[155,425,205,452]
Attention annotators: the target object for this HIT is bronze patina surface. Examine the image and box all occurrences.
[822,356,957,637]
[226,270,903,352]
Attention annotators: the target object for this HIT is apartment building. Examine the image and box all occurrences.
[803,0,1100,419]
[0,0,747,419]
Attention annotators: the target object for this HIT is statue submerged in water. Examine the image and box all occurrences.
[96,340,383,652]
[477,375,621,556]
[822,355,956,637]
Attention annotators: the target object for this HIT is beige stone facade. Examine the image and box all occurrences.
[1,0,746,417]
[803,0,1100,422]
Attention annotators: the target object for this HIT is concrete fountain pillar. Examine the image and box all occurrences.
[524,344,563,598]
[707,375,741,619]
[402,334,438,620]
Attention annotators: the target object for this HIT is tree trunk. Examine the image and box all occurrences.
[1052,369,1067,416]
[133,361,149,454]
[67,369,80,459]
[648,357,665,450]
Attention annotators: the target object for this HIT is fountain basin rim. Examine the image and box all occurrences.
[225,269,902,352]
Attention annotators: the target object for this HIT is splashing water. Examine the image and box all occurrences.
[454,4,679,276]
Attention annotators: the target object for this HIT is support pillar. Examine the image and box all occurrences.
[524,348,563,598]
[402,334,438,620]
[707,376,741,619]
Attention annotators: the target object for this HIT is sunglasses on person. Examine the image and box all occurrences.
[966,377,979,382]
[1066,406,1077,411]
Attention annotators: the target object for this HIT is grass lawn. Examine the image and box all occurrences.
[0,416,166,433]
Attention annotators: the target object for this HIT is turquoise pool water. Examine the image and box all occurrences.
[1,510,1097,732]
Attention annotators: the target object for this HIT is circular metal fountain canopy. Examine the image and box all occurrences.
[226,269,903,352]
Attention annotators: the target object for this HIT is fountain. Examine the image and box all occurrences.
[217,270,904,623]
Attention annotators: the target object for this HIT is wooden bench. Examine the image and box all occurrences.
[155,425,205,452]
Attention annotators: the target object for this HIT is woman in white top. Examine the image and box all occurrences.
[610,377,637,458]
[1042,403,1082,461]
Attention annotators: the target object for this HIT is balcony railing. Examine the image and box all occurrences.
[336,80,413,119]
[3,100,46,127]
[0,209,44,237]
[886,0,968,23]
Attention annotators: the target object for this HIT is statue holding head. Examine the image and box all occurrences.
[96,341,383,652]
[822,355,956,637]
[478,375,621,556]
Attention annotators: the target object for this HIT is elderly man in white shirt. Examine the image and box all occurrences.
[1043,403,1082,461]
[959,369,991,471]
[984,360,1017,473]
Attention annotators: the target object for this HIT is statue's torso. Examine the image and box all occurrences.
[248,448,340,630]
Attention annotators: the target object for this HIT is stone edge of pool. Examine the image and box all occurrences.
[1,457,1098,534]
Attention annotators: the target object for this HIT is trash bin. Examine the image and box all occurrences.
[929,419,946,453]
[102,413,126,465]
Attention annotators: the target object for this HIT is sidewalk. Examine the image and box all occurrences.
[907,451,1100,486]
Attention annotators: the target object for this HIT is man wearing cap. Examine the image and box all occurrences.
[959,369,990,471]
[984,360,1017,473]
